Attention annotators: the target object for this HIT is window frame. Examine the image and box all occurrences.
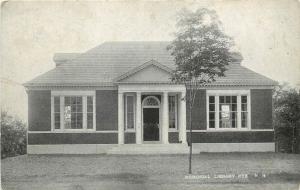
[206,90,251,131]
[125,93,136,132]
[53,96,61,129]
[51,91,96,132]
[168,94,178,131]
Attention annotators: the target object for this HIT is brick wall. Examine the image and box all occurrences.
[186,89,206,130]
[28,90,51,131]
[188,131,274,143]
[96,90,118,131]
[28,133,118,144]
[251,89,273,129]
[125,132,136,144]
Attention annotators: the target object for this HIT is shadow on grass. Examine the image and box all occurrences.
[89,173,148,184]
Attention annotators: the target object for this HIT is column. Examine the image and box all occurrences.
[136,92,142,144]
[179,91,187,144]
[162,91,169,144]
[118,92,124,144]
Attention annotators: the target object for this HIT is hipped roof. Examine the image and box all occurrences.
[24,41,277,87]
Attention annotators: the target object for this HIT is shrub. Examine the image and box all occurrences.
[1,111,27,159]
[274,83,300,154]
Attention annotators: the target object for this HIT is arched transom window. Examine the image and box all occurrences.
[142,96,160,108]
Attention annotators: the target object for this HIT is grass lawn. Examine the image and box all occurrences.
[1,153,300,190]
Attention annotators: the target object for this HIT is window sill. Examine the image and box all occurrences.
[206,128,251,132]
[125,129,136,133]
[168,128,179,132]
[52,129,96,133]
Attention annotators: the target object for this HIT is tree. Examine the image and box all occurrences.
[167,8,234,174]
[274,83,300,153]
[1,111,27,158]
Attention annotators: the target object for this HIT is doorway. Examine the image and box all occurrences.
[142,96,160,142]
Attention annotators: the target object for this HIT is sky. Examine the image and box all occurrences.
[1,0,300,121]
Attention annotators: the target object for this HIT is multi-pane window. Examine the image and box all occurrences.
[87,96,94,129]
[208,93,249,130]
[64,96,83,129]
[208,96,215,128]
[54,96,60,129]
[219,96,237,128]
[241,96,248,128]
[125,95,135,130]
[169,95,177,129]
[52,94,94,131]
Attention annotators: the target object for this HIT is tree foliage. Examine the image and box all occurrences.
[274,83,300,127]
[168,8,234,86]
[1,111,27,159]
[273,83,300,153]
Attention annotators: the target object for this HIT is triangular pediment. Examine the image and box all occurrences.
[115,60,173,83]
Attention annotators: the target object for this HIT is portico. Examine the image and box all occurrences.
[117,84,187,145]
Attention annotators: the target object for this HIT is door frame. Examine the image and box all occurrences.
[141,96,161,143]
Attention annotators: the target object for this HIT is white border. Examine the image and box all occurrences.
[51,90,96,132]
[168,94,178,132]
[125,94,136,132]
[142,96,161,142]
[190,129,273,132]
[27,143,275,154]
[192,143,275,152]
[206,90,251,131]
[52,90,95,96]
[28,130,118,133]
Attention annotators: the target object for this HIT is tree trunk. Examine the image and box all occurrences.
[188,105,192,174]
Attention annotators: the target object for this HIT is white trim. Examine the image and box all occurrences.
[60,96,64,130]
[28,130,119,133]
[119,84,186,93]
[197,86,275,89]
[136,92,142,144]
[190,129,274,132]
[237,95,242,129]
[27,144,118,154]
[179,91,187,143]
[118,92,125,144]
[206,89,250,95]
[93,95,96,130]
[125,94,136,131]
[142,96,161,143]
[25,84,275,91]
[168,94,178,131]
[215,95,219,128]
[114,60,173,82]
[192,143,275,153]
[51,91,96,132]
[206,90,251,131]
[142,96,161,108]
[51,96,54,131]
[27,143,275,154]
[162,92,169,144]
[51,90,95,96]
[83,96,87,129]
[247,94,251,130]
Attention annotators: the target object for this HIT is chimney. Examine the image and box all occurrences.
[229,52,243,64]
[53,53,80,66]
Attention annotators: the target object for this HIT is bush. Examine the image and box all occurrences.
[1,111,27,159]
[274,83,300,154]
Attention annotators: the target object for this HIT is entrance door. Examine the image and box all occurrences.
[143,108,159,141]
